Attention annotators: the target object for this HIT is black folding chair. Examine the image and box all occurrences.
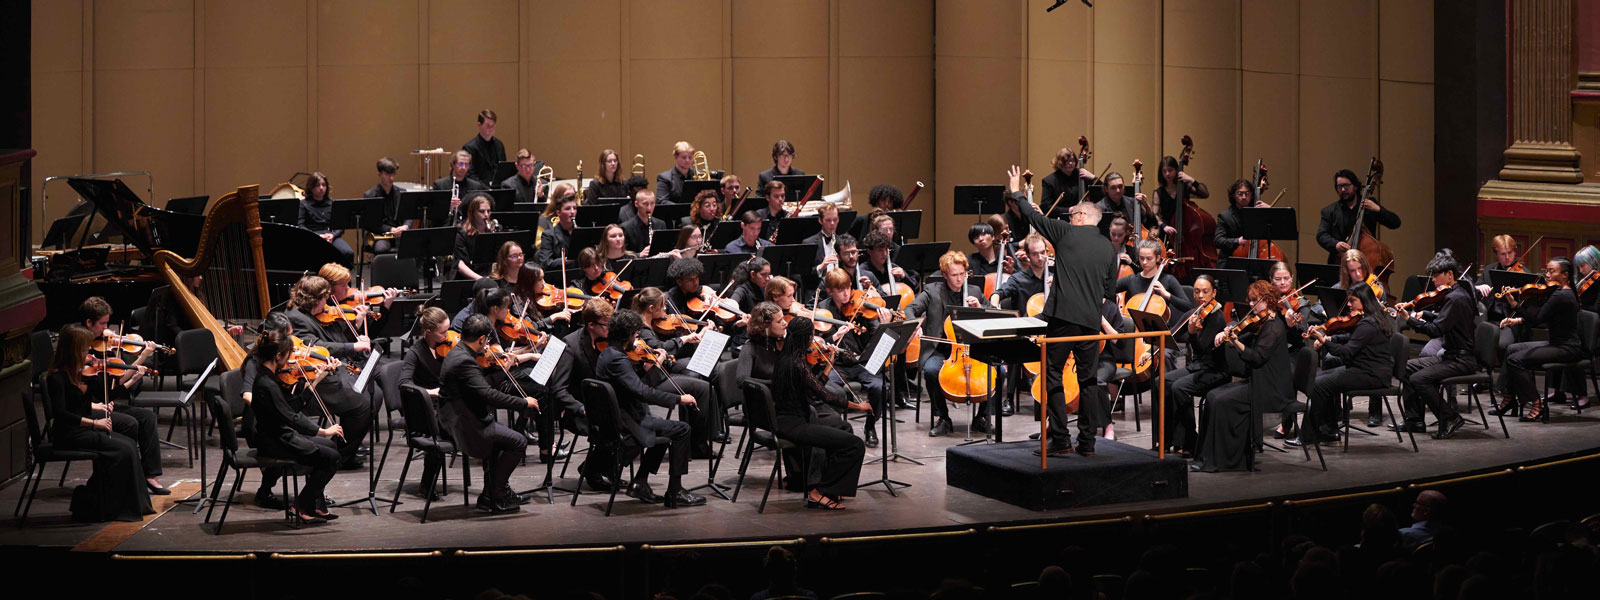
[571,379,666,516]
[1342,334,1417,452]
[203,370,307,534]
[389,383,467,523]
[1438,321,1510,438]
[730,380,808,513]
[14,375,98,526]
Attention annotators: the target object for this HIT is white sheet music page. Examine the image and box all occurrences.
[531,336,567,386]
[864,331,896,376]
[688,329,729,377]
[352,352,381,394]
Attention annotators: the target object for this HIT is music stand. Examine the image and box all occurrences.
[774,217,822,245]
[375,297,430,340]
[1399,275,1429,305]
[1309,286,1347,316]
[699,252,751,286]
[165,195,209,215]
[707,221,744,252]
[332,197,387,285]
[647,228,683,256]
[773,174,820,205]
[1194,268,1251,310]
[1226,257,1281,283]
[397,226,458,291]
[494,161,517,185]
[619,256,672,289]
[894,242,952,281]
[399,190,454,228]
[1235,207,1298,241]
[593,196,630,205]
[953,185,1006,217]
[859,317,925,496]
[575,204,623,227]
[681,180,720,206]
[887,210,923,242]
[41,214,87,249]
[257,198,300,225]
[437,279,478,316]
[471,230,538,266]
[653,203,691,225]
[759,244,817,285]
[567,226,608,256]
[837,210,859,238]
[1296,263,1342,291]
[949,306,1020,443]
[493,211,541,233]
[486,188,518,212]
[514,202,549,213]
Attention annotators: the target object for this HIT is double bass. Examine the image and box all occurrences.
[1230,158,1285,262]
[1169,135,1216,280]
[1349,157,1395,290]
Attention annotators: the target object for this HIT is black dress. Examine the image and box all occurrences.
[47,371,154,522]
[771,357,865,498]
[1194,316,1291,472]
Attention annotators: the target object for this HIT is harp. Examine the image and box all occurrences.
[153,184,270,370]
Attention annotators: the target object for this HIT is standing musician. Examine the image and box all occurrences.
[1008,166,1118,457]
[1393,250,1475,439]
[1316,168,1401,265]
[1155,156,1209,242]
[76,298,169,495]
[757,140,805,190]
[818,268,892,446]
[438,314,539,514]
[453,193,496,280]
[908,251,997,437]
[535,192,578,271]
[1293,283,1394,447]
[363,157,407,254]
[596,309,706,507]
[622,189,668,256]
[1116,239,1195,329]
[596,224,637,272]
[461,109,505,186]
[1042,146,1099,218]
[770,316,868,510]
[1193,281,1291,471]
[504,149,545,204]
[1163,274,1231,458]
[1213,179,1271,268]
[725,211,773,255]
[859,231,918,295]
[279,275,374,469]
[548,299,618,492]
[432,149,486,222]
[804,202,845,280]
[48,324,157,522]
[586,149,629,203]
[686,189,722,228]
[298,172,354,265]
[250,329,345,524]
[1497,258,1582,422]
[655,141,697,205]
[1096,172,1158,235]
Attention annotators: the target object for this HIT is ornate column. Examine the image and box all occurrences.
[1498,0,1583,183]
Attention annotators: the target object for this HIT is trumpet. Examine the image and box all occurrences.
[692,150,711,181]
[631,153,646,178]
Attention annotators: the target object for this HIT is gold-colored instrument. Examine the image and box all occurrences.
[631,153,646,178]
[153,185,270,371]
[692,150,711,181]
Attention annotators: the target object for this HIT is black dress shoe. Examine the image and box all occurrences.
[146,481,173,496]
[357,445,371,456]
[664,489,707,508]
[255,489,286,510]
[929,417,953,437]
[1074,442,1096,457]
[1392,421,1426,433]
[1365,414,1384,428]
[710,432,731,444]
[1001,401,1015,417]
[864,428,879,447]
[627,482,662,504]
[1432,416,1467,439]
[970,418,993,434]
[1028,432,1042,440]
[894,399,915,411]
[1033,439,1072,456]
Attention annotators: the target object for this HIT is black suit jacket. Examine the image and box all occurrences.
[548,328,602,418]
[438,342,525,456]
[536,222,575,271]
[620,216,667,254]
[655,167,693,205]
[802,230,840,276]
[595,346,679,446]
[250,374,323,456]
[1016,190,1117,330]
[906,281,992,339]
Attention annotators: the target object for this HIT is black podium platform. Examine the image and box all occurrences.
[946,440,1188,510]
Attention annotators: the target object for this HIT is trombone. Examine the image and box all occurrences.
[692,150,711,181]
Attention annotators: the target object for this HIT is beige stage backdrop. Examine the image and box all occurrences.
[31,0,1433,280]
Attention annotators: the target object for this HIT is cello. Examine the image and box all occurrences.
[1348,157,1396,290]
[1119,249,1181,383]
[1169,135,1216,280]
[1231,158,1285,262]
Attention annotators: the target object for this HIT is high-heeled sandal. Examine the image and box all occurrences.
[1488,399,1520,417]
[805,493,846,510]
[1520,399,1546,422]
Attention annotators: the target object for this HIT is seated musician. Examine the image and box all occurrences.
[486,241,526,298]
[1293,283,1394,447]
[1193,281,1291,472]
[770,315,868,510]
[967,222,1001,278]
[818,268,891,446]
[724,211,772,255]
[1270,262,1313,347]
[363,157,407,254]
[1116,239,1195,330]
[621,189,668,256]
[1475,234,1529,395]
[238,314,297,509]
[1096,172,1158,236]
[597,223,637,272]
[1213,179,1270,268]
[909,251,999,437]
[1564,246,1600,408]
[47,324,157,522]
[321,262,397,338]
[535,192,578,271]
[399,306,451,500]
[756,179,790,226]
[727,257,773,316]
[672,226,707,260]
[1163,275,1230,457]
[549,298,613,491]
[76,298,168,495]
[686,189,722,229]
[453,193,496,280]
[655,141,697,205]
[463,286,569,463]
[1316,168,1400,265]
[868,211,902,252]
[279,275,374,469]
[570,247,608,297]
[298,172,354,265]
[1042,146,1100,217]
[631,288,721,457]
[462,109,506,186]
[665,257,709,320]
[433,150,486,222]
[543,181,579,230]
[1155,156,1208,240]
[757,140,804,190]
[990,233,1048,310]
[719,174,744,207]
[867,183,903,212]
[1497,258,1582,422]
[859,231,917,295]
[596,309,706,507]
[585,149,628,203]
[438,314,538,514]
[248,329,345,524]
[504,149,543,204]
[1327,248,1390,427]
[833,234,867,291]
[805,204,846,281]
[1106,216,1136,272]
[1393,250,1476,439]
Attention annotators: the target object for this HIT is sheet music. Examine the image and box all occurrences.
[352,351,381,395]
[531,336,566,386]
[864,331,897,376]
[181,359,219,406]
[688,330,730,377]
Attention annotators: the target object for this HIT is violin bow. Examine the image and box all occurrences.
[1268,188,1289,208]
[1516,236,1545,268]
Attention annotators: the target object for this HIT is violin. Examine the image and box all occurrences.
[1304,312,1362,339]
[342,286,415,306]
[532,282,567,312]
[475,343,518,370]
[1225,309,1278,341]
[315,304,365,325]
[289,336,359,375]
[1577,270,1598,297]
[1494,281,1560,300]
[590,271,634,301]
[624,339,673,366]
[432,330,461,359]
[839,289,889,322]
[688,285,745,323]
[498,314,540,344]
[93,332,175,356]
[1185,300,1221,332]
[806,337,856,377]
[1389,285,1452,316]
[652,313,710,337]
[82,356,157,378]
[785,305,863,335]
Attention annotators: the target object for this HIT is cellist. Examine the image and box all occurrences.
[1316,169,1401,265]
[1115,239,1194,329]
[906,251,996,438]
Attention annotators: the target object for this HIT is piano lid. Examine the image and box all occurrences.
[63,177,203,260]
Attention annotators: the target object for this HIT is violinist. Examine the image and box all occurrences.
[50,324,157,523]
[279,275,373,469]
[1042,145,1099,218]
[817,268,891,445]
[238,313,298,509]
[1213,179,1270,269]
[1393,250,1475,439]
[621,189,668,256]
[437,314,539,514]
[804,203,845,279]
[595,309,705,507]
[547,299,613,491]
[1117,239,1194,329]
[1095,172,1157,235]
[570,247,608,298]
[632,288,721,457]
[514,265,577,331]
[1269,262,1313,348]
[1323,248,1393,428]
[1155,155,1209,241]
[1193,281,1291,472]
[685,189,722,228]
[1475,235,1524,349]
[488,241,527,297]
[535,193,578,271]
[298,172,355,265]
[1292,283,1394,448]
[967,222,1002,278]
[1163,275,1231,458]
[724,211,772,255]
[1576,245,1600,310]
[401,307,450,396]
[507,149,546,204]
[740,303,787,381]
[584,149,628,203]
[322,262,396,336]
[770,316,868,510]
[596,223,637,271]
[363,157,406,254]
[757,140,804,190]
[1010,166,1118,457]
[909,251,996,437]
[453,193,496,280]
[249,329,344,524]
[860,231,917,296]
[727,257,773,316]
[666,257,712,321]
[76,298,168,494]
[1498,258,1582,422]
[1316,169,1401,265]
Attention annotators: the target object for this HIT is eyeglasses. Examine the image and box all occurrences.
[455,161,470,167]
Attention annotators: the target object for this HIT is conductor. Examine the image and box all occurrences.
[1009,166,1119,457]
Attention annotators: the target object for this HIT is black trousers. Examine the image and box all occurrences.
[652,372,713,444]
[479,421,527,496]
[1043,318,1107,447]
[1506,341,1583,407]
[1164,366,1231,453]
[262,435,340,513]
[1403,354,1477,422]
[316,373,374,463]
[371,237,396,255]
[832,363,884,427]
[633,414,691,493]
[1304,366,1386,436]
[110,406,162,478]
[776,413,865,498]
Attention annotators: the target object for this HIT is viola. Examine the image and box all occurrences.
[315,304,365,325]
[289,336,358,375]
[1494,281,1560,300]
[1226,309,1279,341]
[343,286,415,306]
[1577,270,1598,297]
[498,314,539,344]
[274,355,334,386]
[688,285,746,323]
[1506,262,1528,274]
[1170,134,1217,280]
[624,339,673,366]
[94,332,175,356]
[533,282,566,312]
[82,356,156,378]
[805,337,856,377]
[432,330,461,359]
[590,271,633,301]
[652,313,709,337]
[475,344,517,370]
[1186,300,1221,332]
[839,289,890,322]
[1304,312,1361,339]
[1389,284,1452,316]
